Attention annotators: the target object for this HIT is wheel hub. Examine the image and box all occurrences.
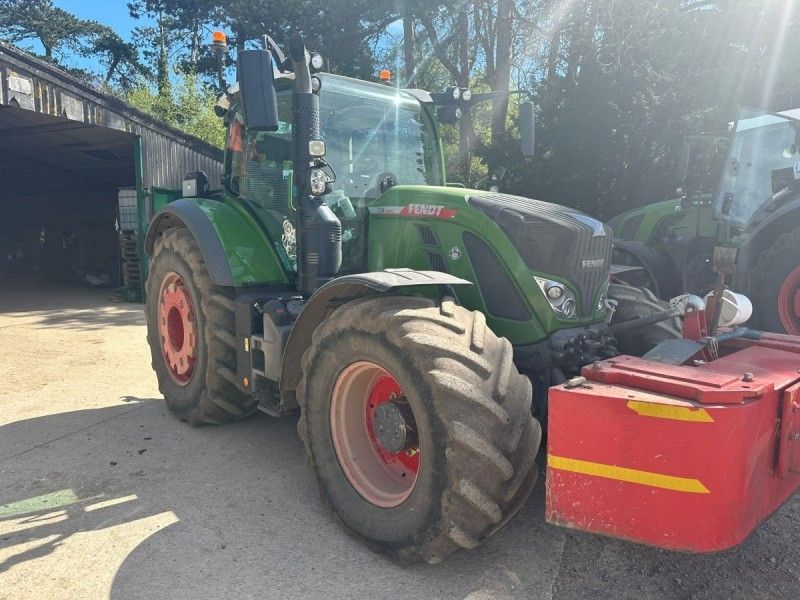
[372,399,417,454]
[778,265,800,335]
[158,273,197,384]
[330,361,420,508]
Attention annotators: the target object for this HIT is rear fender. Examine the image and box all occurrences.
[145,198,290,287]
[278,269,471,404]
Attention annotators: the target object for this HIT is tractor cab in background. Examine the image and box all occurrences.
[715,108,800,225]
[611,107,800,334]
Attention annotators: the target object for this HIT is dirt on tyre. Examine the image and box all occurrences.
[146,227,256,425]
[609,283,681,356]
[749,228,800,334]
[297,295,541,564]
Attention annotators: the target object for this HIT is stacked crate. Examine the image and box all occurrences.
[118,188,141,299]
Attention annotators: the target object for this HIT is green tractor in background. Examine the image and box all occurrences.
[610,108,800,334]
[144,32,676,563]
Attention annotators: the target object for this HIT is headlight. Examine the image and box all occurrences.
[560,296,577,319]
[461,88,472,102]
[451,86,461,100]
[598,293,607,312]
[596,281,610,313]
[310,168,328,196]
[310,53,324,71]
[535,277,578,320]
[546,284,563,300]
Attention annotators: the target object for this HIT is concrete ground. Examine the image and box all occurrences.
[0,285,799,600]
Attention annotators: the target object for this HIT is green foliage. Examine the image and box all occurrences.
[127,73,224,148]
[0,0,97,58]
[85,28,150,88]
[6,0,800,221]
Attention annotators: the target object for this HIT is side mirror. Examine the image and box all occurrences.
[238,50,279,131]
[437,105,462,125]
[520,101,535,159]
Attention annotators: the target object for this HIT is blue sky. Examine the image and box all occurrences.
[56,1,142,40]
[19,1,149,73]
[21,2,399,78]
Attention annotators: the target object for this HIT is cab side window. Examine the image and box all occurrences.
[226,93,296,270]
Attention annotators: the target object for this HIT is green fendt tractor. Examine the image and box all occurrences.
[610,108,800,334]
[145,33,675,563]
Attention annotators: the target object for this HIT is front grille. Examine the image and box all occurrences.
[469,193,612,316]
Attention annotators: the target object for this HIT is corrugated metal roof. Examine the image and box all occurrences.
[0,40,223,191]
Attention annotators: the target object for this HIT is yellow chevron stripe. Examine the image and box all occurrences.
[626,400,714,422]
[548,455,710,494]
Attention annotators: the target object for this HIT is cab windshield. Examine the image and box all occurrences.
[715,108,800,225]
[225,75,440,273]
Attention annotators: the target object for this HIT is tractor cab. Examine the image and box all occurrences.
[221,74,443,275]
[715,107,800,226]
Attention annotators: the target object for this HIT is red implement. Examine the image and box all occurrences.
[546,337,800,552]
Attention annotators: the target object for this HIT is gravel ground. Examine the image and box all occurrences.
[0,285,798,600]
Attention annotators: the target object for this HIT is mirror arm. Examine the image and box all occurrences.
[263,34,289,71]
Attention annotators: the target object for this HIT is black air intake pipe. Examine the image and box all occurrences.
[289,33,341,296]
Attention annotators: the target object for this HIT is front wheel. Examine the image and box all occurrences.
[750,229,800,334]
[297,296,541,564]
[612,240,683,300]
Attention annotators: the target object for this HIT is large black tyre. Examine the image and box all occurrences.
[297,295,541,564]
[146,227,256,426]
[749,229,800,334]
[609,283,681,356]
[612,240,683,300]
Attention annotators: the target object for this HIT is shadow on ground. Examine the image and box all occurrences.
[0,285,144,330]
[1,399,798,599]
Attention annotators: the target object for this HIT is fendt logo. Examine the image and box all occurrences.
[581,258,606,269]
[369,204,457,219]
[406,204,453,217]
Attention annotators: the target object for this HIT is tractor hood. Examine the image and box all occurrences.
[467,192,612,318]
[369,185,612,321]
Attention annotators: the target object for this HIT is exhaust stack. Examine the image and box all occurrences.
[289,33,341,296]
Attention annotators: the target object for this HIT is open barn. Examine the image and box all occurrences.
[0,41,222,299]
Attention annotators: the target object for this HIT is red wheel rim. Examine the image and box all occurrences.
[778,265,800,335]
[330,361,420,508]
[158,272,198,385]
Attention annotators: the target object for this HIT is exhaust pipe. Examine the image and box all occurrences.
[290,33,341,296]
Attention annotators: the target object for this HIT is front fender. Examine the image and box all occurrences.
[278,269,471,399]
[145,198,290,287]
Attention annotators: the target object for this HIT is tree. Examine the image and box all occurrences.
[128,1,185,96]
[0,0,96,60]
[127,72,224,148]
[87,28,150,88]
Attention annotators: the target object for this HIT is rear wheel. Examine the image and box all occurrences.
[750,229,800,334]
[146,227,256,425]
[297,296,541,563]
[609,283,681,356]
[612,240,683,300]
